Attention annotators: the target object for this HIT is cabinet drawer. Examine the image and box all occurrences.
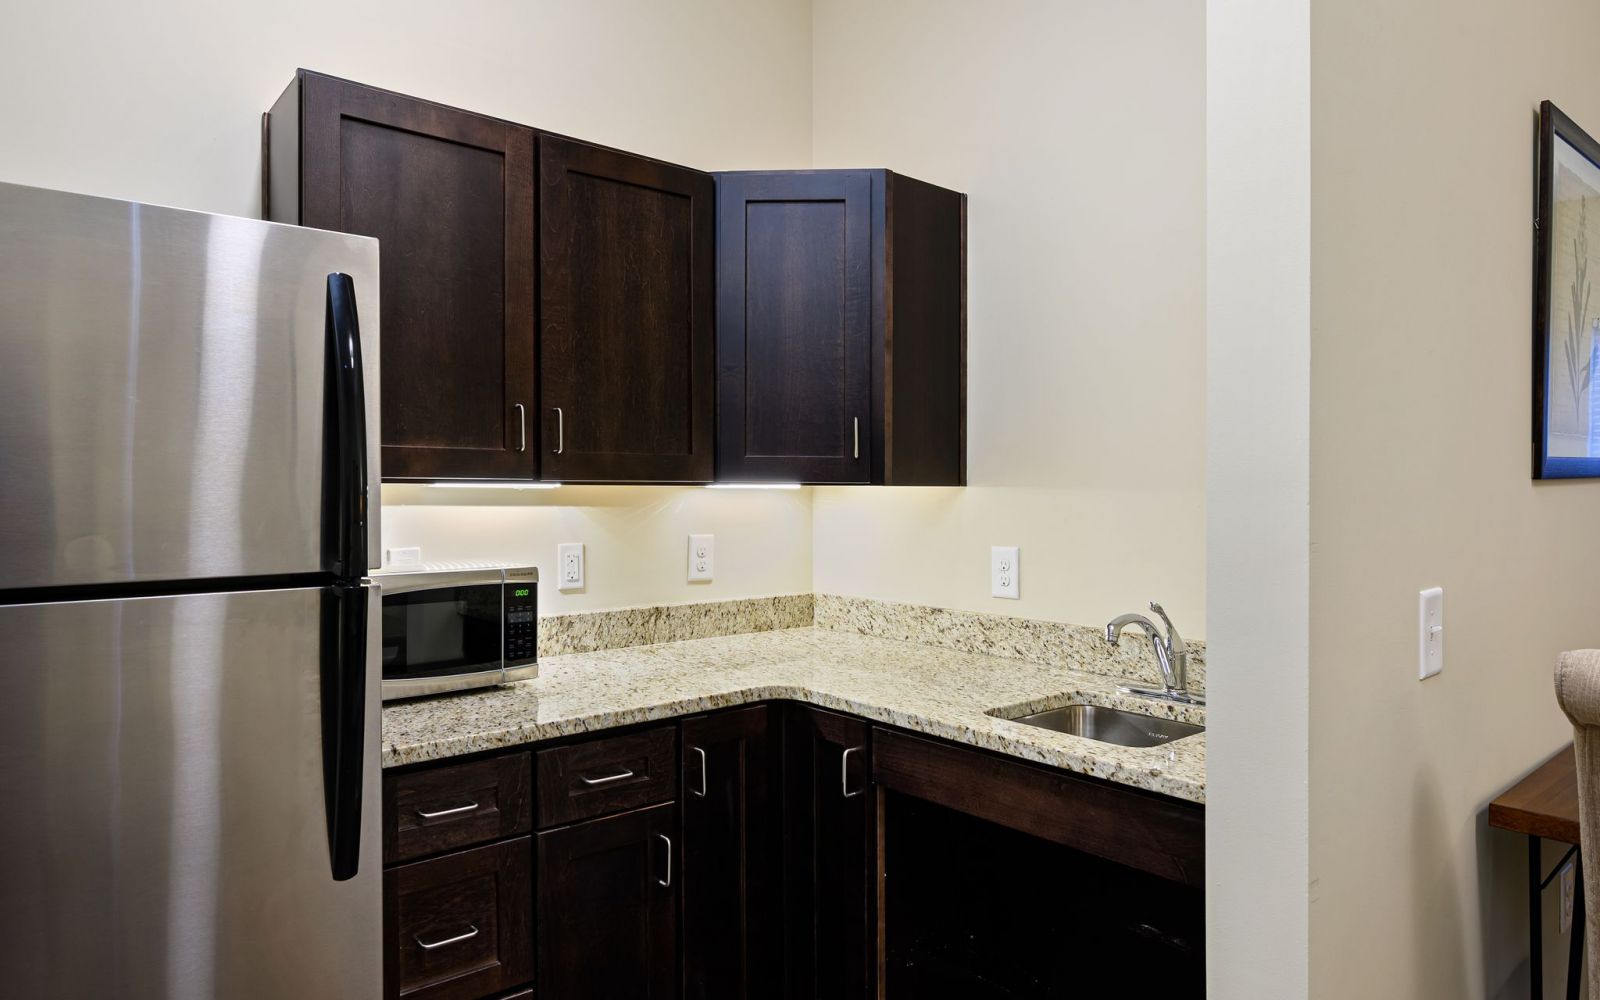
[536,726,677,827]
[385,753,533,864]
[385,837,533,1000]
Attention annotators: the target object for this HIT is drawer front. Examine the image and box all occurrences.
[537,726,677,827]
[385,753,533,864]
[385,837,533,1000]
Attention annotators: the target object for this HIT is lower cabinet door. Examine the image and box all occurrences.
[384,837,534,1000]
[682,705,782,999]
[538,802,679,999]
[784,706,876,1000]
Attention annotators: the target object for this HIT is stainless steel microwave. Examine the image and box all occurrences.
[377,565,539,700]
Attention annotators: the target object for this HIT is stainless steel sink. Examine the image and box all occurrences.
[1001,704,1203,748]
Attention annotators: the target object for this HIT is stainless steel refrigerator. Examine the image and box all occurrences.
[0,182,383,999]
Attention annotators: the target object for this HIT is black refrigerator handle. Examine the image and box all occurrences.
[321,582,369,881]
[322,272,369,580]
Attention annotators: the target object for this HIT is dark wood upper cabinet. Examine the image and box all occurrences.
[782,706,875,1000]
[266,70,537,481]
[715,169,966,485]
[539,135,716,483]
[537,802,679,1000]
[681,706,782,1000]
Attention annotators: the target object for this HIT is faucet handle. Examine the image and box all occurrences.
[1148,602,1186,653]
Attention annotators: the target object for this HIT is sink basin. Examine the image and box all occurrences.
[1000,704,1203,748]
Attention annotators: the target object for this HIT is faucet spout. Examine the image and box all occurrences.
[1104,603,1199,705]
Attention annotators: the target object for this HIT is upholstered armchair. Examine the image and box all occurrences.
[1553,649,1600,991]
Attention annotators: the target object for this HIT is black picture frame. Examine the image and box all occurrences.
[1534,100,1600,478]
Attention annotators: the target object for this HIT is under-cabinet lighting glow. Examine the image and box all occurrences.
[704,483,803,490]
[425,481,562,490]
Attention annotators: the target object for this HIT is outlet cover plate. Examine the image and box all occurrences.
[558,542,585,592]
[991,546,1020,600]
[688,534,714,582]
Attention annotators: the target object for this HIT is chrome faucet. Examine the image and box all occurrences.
[1105,602,1203,705]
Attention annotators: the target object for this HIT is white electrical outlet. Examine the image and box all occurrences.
[385,546,422,568]
[688,534,714,582]
[990,546,1020,600]
[1418,586,1443,679]
[558,542,585,592]
[1562,858,1577,934]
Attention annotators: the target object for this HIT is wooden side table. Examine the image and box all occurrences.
[1488,745,1583,1000]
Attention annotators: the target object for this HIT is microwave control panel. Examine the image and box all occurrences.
[504,582,538,666]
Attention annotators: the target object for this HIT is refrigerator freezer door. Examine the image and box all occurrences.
[0,182,381,588]
[0,584,381,999]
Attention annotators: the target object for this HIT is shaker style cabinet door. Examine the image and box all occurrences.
[681,706,783,1000]
[268,70,538,481]
[537,802,679,999]
[715,171,874,484]
[782,706,876,1000]
[538,135,715,483]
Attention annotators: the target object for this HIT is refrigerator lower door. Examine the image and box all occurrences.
[0,584,380,999]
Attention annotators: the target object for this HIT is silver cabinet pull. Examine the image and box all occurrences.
[841,746,864,798]
[416,925,479,951]
[416,801,478,820]
[514,403,527,452]
[853,417,860,459]
[579,767,635,786]
[553,406,564,454]
[657,833,672,888]
[691,746,708,797]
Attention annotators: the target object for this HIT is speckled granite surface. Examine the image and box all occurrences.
[813,594,1206,695]
[538,593,814,656]
[382,627,1206,803]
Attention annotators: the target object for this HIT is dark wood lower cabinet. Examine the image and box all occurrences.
[681,705,782,1000]
[782,706,876,1000]
[384,837,533,1000]
[537,801,679,1000]
[385,705,1204,1000]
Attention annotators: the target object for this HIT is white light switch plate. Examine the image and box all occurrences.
[558,542,585,592]
[1418,586,1443,679]
[991,546,1020,599]
[1563,858,1577,934]
[688,534,714,582]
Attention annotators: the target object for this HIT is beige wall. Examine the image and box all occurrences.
[0,0,817,612]
[1308,0,1600,995]
[808,0,1207,635]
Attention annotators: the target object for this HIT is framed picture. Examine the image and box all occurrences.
[1534,101,1600,477]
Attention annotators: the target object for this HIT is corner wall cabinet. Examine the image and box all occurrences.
[266,72,966,486]
[714,170,967,485]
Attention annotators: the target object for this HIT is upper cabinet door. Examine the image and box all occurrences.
[716,172,874,484]
[539,135,715,483]
[286,72,537,481]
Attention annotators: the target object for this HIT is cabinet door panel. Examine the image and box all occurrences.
[783,706,875,1000]
[537,802,678,999]
[717,172,873,483]
[682,706,782,1000]
[300,73,536,480]
[540,135,714,482]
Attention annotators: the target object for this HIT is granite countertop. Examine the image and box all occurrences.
[381,626,1206,804]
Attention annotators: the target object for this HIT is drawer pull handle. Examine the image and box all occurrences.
[416,925,479,951]
[579,768,635,786]
[416,801,478,820]
[841,746,864,799]
[691,746,708,797]
[657,833,672,888]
